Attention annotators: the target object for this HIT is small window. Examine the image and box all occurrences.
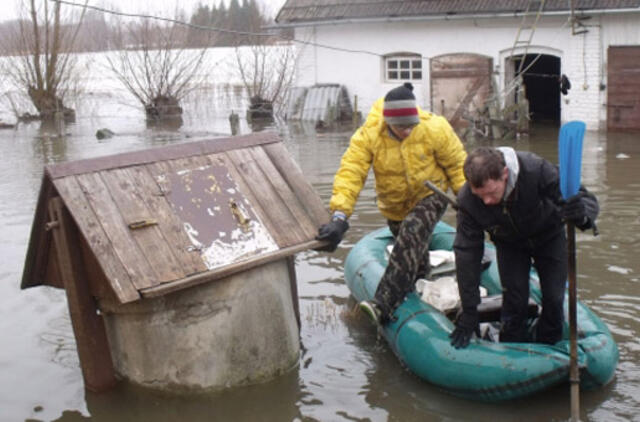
[384,55,423,82]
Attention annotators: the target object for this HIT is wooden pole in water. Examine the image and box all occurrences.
[568,221,580,422]
[229,111,239,136]
[558,120,585,422]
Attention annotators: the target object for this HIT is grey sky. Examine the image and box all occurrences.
[2,0,287,23]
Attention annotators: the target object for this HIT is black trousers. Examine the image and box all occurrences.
[496,231,568,344]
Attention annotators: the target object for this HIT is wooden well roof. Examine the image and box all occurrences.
[21,133,328,304]
[276,0,640,24]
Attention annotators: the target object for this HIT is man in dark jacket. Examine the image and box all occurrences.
[450,146,598,349]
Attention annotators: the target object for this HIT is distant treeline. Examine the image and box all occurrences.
[189,0,285,47]
[0,0,292,55]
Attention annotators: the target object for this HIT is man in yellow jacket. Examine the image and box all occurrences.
[316,82,467,324]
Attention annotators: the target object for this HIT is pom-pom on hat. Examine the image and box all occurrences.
[383,82,419,126]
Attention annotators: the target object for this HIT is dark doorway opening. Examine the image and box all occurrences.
[515,54,561,124]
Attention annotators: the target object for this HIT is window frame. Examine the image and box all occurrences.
[384,54,423,83]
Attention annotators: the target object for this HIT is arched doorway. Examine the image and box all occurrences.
[507,54,562,125]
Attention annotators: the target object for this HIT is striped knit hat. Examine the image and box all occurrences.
[383,82,419,126]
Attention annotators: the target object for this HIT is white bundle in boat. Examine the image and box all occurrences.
[412,249,487,312]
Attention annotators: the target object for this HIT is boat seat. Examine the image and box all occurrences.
[446,295,539,323]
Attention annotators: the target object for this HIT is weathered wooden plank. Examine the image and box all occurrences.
[100,168,186,284]
[212,152,285,247]
[21,175,54,289]
[133,164,208,277]
[79,235,118,303]
[54,176,139,303]
[48,197,117,392]
[430,69,491,79]
[286,256,300,331]
[226,148,306,247]
[449,77,487,124]
[75,172,157,290]
[144,159,209,269]
[262,142,329,227]
[140,239,324,298]
[249,146,317,240]
[44,240,64,289]
[608,46,640,131]
[46,132,280,179]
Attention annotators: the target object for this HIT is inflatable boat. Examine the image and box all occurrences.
[344,222,618,401]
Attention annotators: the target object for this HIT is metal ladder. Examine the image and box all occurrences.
[509,0,546,76]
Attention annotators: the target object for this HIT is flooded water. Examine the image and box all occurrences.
[1,88,639,422]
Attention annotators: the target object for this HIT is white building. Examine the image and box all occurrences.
[275,0,640,132]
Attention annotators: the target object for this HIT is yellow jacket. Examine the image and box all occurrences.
[329,98,467,221]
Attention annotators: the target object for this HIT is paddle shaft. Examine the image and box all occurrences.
[568,222,580,421]
[424,180,459,210]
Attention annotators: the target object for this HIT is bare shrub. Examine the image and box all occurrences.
[0,0,89,121]
[105,9,214,122]
[233,40,298,120]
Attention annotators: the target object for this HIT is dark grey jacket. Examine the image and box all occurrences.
[453,151,598,311]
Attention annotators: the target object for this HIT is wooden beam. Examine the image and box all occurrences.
[287,256,301,332]
[430,69,491,79]
[46,132,280,179]
[21,175,54,289]
[140,240,324,298]
[449,77,487,124]
[48,197,117,392]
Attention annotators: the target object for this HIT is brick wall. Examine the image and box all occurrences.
[563,26,602,130]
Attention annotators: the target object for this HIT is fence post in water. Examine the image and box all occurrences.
[229,111,240,136]
[54,110,65,137]
[326,100,336,125]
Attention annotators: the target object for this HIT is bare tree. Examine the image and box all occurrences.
[234,39,298,120]
[0,0,88,121]
[105,11,213,122]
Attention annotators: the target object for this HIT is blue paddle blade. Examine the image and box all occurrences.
[558,121,586,199]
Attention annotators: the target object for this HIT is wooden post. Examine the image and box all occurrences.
[568,222,580,421]
[516,85,530,137]
[286,256,301,332]
[48,197,117,392]
[54,110,65,137]
[229,111,240,136]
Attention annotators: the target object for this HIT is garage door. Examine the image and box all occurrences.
[608,46,640,131]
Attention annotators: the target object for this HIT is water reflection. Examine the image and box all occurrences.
[146,116,184,131]
[52,369,304,422]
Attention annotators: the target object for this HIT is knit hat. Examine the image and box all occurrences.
[383,82,419,126]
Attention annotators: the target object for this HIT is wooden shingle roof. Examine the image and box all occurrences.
[276,0,640,24]
[21,133,328,304]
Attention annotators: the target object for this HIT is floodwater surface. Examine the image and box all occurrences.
[0,92,639,422]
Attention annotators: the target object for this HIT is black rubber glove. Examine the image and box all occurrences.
[314,218,349,252]
[561,191,598,230]
[449,310,480,349]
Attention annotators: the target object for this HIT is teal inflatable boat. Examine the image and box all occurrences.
[344,222,618,401]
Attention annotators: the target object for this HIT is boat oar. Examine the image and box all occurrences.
[558,120,586,422]
[424,180,459,210]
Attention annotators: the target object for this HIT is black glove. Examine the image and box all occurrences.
[449,310,480,349]
[561,191,598,230]
[314,218,349,252]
